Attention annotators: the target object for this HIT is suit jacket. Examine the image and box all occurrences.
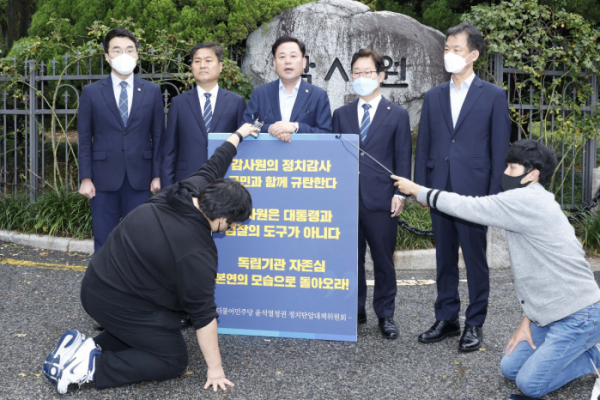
[242,79,332,133]
[160,86,246,186]
[414,76,511,196]
[78,75,163,192]
[333,97,412,211]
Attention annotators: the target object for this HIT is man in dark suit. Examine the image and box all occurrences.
[78,28,164,253]
[414,23,511,351]
[161,42,246,186]
[243,36,332,141]
[332,49,412,339]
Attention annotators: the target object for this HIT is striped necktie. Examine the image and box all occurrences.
[360,103,371,143]
[119,81,128,126]
[203,93,212,133]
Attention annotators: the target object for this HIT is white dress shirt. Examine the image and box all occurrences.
[449,72,476,128]
[111,72,134,115]
[279,78,301,122]
[357,94,404,199]
[357,94,382,124]
[197,83,219,116]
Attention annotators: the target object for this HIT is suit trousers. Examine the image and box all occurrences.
[430,177,489,327]
[80,278,188,389]
[90,173,151,252]
[357,196,398,318]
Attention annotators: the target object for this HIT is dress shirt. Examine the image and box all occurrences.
[449,72,476,128]
[357,94,404,200]
[111,72,134,115]
[357,94,382,124]
[197,83,219,117]
[279,78,301,123]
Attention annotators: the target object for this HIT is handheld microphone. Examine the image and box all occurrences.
[252,109,272,131]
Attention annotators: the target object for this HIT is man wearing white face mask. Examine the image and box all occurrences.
[414,23,510,352]
[78,28,164,252]
[332,49,412,339]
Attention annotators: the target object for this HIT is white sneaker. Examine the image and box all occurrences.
[56,337,101,395]
[43,329,86,384]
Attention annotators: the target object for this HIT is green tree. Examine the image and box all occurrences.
[0,0,38,52]
[26,0,313,49]
[377,0,600,31]
[422,0,461,32]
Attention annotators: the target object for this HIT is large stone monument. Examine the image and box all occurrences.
[242,0,450,128]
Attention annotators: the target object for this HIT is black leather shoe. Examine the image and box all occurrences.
[378,317,398,339]
[418,319,461,343]
[458,324,483,352]
[357,313,367,324]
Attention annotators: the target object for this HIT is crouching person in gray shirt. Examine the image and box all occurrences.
[392,139,600,399]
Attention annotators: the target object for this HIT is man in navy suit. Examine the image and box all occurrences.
[333,49,412,339]
[78,28,164,253]
[243,36,332,141]
[161,42,246,186]
[414,23,511,351]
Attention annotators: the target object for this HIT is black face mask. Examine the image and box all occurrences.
[501,172,533,192]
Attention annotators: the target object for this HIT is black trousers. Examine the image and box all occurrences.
[357,196,398,318]
[80,278,188,389]
[429,177,489,327]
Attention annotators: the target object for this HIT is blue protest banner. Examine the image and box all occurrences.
[208,134,359,342]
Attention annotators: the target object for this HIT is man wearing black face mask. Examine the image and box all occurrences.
[391,139,600,399]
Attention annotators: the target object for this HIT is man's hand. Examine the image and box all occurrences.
[150,177,161,194]
[79,179,96,199]
[204,367,234,392]
[269,121,296,142]
[391,196,404,218]
[390,175,420,197]
[505,316,536,355]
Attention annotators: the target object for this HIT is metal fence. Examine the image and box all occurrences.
[0,51,597,208]
[485,54,599,209]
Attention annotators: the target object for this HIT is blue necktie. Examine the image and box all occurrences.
[360,104,371,143]
[119,81,128,127]
[203,93,212,132]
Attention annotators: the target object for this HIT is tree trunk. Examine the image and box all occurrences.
[3,0,33,52]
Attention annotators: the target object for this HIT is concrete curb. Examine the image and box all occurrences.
[0,230,94,254]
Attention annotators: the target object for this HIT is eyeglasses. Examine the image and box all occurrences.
[110,48,137,56]
[352,71,378,78]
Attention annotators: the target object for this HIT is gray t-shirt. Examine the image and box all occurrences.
[417,183,600,327]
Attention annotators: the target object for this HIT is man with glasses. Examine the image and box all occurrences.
[243,35,332,142]
[78,28,164,252]
[332,49,412,339]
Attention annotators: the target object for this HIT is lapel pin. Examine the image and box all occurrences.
[305,89,309,93]
[387,107,391,110]
[137,88,141,91]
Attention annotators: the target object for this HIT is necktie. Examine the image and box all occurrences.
[119,81,128,126]
[360,104,371,143]
[203,93,212,132]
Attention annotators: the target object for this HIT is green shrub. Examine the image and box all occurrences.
[0,192,92,238]
[573,210,600,251]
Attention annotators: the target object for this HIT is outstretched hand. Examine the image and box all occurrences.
[390,175,420,197]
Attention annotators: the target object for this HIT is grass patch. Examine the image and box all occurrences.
[396,202,435,250]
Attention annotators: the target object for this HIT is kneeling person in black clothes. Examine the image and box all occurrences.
[43,124,259,394]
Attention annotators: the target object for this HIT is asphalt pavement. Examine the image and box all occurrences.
[0,241,598,399]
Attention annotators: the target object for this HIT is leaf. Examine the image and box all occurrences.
[453,360,461,365]
[16,333,27,337]
[479,348,486,351]
[413,314,418,317]
[183,371,194,375]
[19,373,26,377]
